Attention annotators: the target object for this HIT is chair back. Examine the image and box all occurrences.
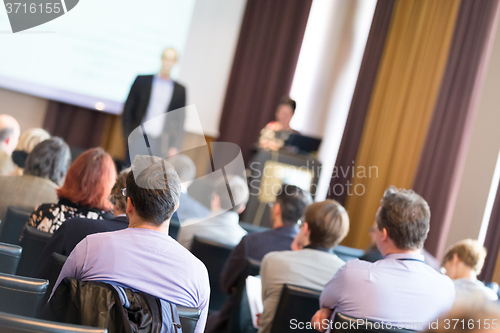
[190,236,234,311]
[44,252,68,303]
[0,206,32,245]
[333,245,365,262]
[0,272,48,317]
[228,258,261,333]
[177,305,201,333]
[0,310,107,332]
[0,242,22,274]
[270,284,321,333]
[16,226,52,277]
[169,218,180,240]
[332,312,417,333]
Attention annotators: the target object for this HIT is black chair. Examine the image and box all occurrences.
[0,242,22,274]
[228,258,261,333]
[177,305,201,333]
[44,252,68,303]
[333,245,365,262]
[0,272,48,317]
[0,206,32,245]
[332,312,417,332]
[16,226,52,277]
[270,284,322,333]
[0,310,107,332]
[190,236,234,311]
[169,218,181,240]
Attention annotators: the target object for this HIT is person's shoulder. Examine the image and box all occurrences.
[172,81,186,90]
[262,249,294,265]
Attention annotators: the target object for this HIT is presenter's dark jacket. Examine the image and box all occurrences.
[31,215,129,280]
[122,75,186,150]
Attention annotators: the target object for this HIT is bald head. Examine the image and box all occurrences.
[160,47,178,79]
[0,115,20,154]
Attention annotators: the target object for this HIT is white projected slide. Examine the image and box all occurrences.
[0,0,195,113]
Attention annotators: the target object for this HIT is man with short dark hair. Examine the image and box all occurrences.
[177,175,249,249]
[52,156,210,333]
[0,114,21,175]
[312,186,455,331]
[206,184,312,333]
[0,137,70,222]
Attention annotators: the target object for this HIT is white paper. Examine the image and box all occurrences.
[246,275,264,329]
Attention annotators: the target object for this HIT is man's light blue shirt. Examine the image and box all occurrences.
[143,75,174,137]
[320,252,455,330]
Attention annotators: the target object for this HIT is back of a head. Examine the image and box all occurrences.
[16,128,51,153]
[109,168,130,213]
[57,147,117,211]
[24,137,71,186]
[167,154,196,183]
[376,186,430,250]
[305,200,349,249]
[0,114,20,151]
[126,155,181,225]
[214,175,249,212]
[275,184,312,226]
[442,239,487,276]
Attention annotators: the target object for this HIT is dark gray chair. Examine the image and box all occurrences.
[228,258,261,333]
[270,284,322,333]
[169,218,180,240]
[333,245,365,262]
[16,226,52,277]
[0,242,22,274]
[0,206,32,245]
[44,252,68,303]
[0,310,107,332]
[190,236,234,311]
[0,272,48,317]
[332,312,417,332]
[177,305,201,333]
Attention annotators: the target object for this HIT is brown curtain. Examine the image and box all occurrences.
[413,0,500,258]
[327,0,396,206]
[43,101,108,149]
[479,183,500,282]
[217,0,313,164]
[342,0,460,249]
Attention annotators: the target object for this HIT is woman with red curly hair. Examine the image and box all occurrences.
[28,147,117,233]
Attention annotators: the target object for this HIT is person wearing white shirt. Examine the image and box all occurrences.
[312,186,455,332]
[178,175,249,249]
[442,239,498,304]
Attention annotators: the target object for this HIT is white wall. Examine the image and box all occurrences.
[445,16,500,251]
[0,87,48,131]
[178,0,247,137]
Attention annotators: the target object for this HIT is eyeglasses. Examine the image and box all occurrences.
[121,188,127,197]
[268,202,275,208]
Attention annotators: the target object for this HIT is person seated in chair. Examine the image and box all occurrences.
[258,200,349,333]
[167,154,209,221]
[177,175,249,249]
[32,169,130,280]
[52,155,210,333]
[206,184,311,333]
[311,186,455,331]
[442,239,498,303]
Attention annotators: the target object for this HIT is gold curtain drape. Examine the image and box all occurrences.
[100,115,126,161]
[342,0,461,249]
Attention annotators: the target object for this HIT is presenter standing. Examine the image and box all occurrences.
[122,47,186,161]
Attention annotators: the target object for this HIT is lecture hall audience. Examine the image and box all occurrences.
[177,174,249,249]
[0,137,70,222]
[28,147,115,233]
[0,114,20,175]
[311,186,455,331]
[51,155,210,333]
[11,128,50,175]
[32,168,130,280]
[258,200,350,333]
[442,239,498,303]
[206,184,312,333]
